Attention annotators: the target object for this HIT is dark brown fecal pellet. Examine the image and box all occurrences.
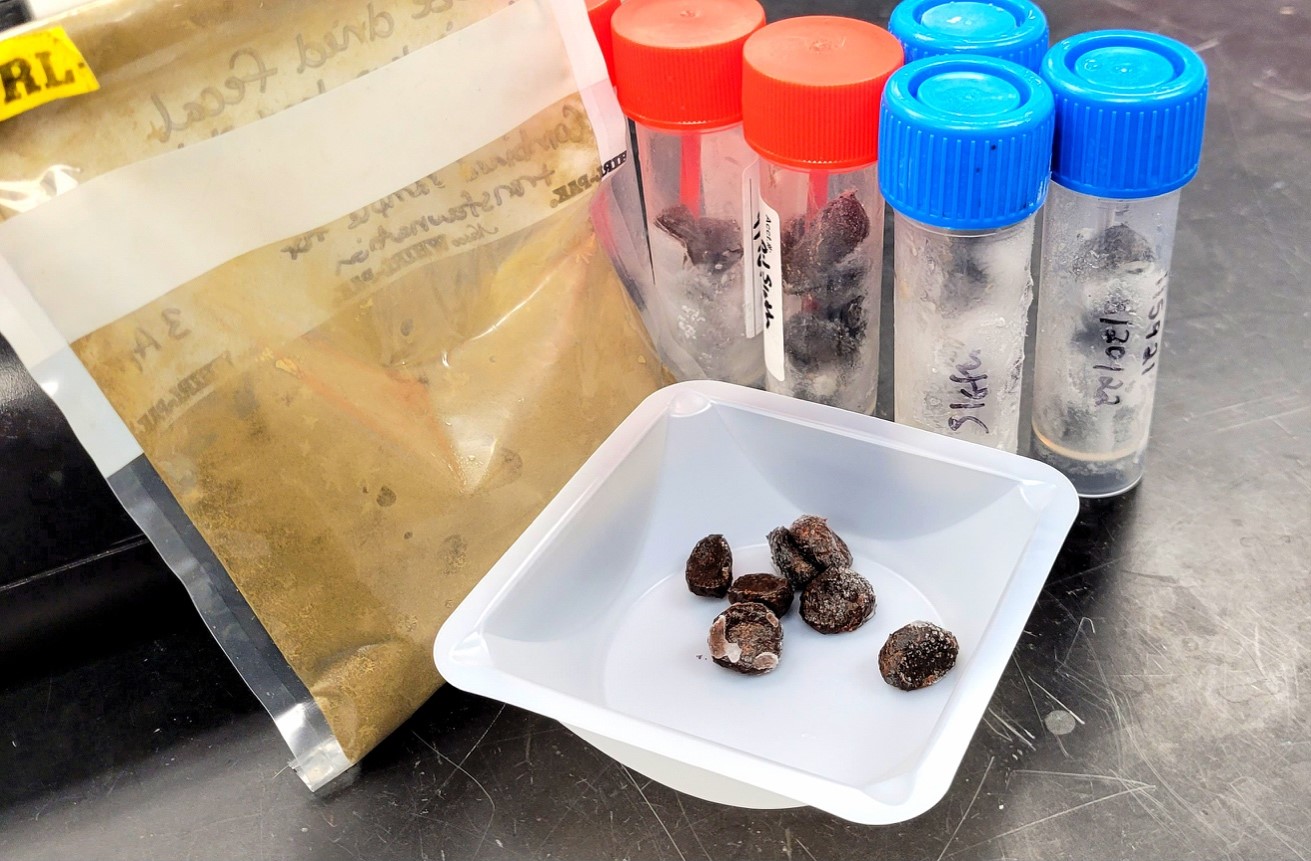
[727,572,794,618]
[767,526,821,590]
[655,204,744,271]
[813,191,870,267]
[708,602,783,675]
[800,568,875,634]
[685,533,733,598]
[879,621,960,691]
[789,515,853,571]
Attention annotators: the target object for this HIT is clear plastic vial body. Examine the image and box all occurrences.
[879,55,1055,450]
[893,212,1035,452]
[1035,28,1208,495]
[759,161,883,413]
[1031,182,1180,496]
[635,122,763,386]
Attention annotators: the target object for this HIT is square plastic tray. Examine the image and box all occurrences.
[435,382,1077,823]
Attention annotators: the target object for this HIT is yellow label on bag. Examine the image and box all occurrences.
[0,26,98,123]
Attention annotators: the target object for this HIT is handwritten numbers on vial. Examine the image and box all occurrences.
[128,308,191,372]
[1141,277,1167,376]
[947,350,990,434]
[1086,273,1166,406]
[1093,316,1130,406]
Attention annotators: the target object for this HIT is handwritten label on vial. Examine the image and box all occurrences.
[947,349,990,434]
[1089,273,1167,406]
[1092,308,1131,406]
[1141,275,1167,376]
[741,160,763,339]
[755,195,785,382]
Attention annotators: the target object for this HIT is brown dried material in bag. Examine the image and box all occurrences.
[76,199,664,762]
[0,0,669,776]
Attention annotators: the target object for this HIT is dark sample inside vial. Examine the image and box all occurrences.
[685,533,733,598]
[778,193,872,378]
[1063,224,1160,354]
[1071,223,1156,279]
[878,621,959,690]
[782,192,871,295]
[782,314,860,371]
[800,568,875,634]
[934,244,990,318]
[708,601,783,675]
[812,191,871,268]
[727,572,795,618]
[655,204,743,271]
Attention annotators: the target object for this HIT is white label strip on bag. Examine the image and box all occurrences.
[544,0,627,171]
[0,255,143,474]
[757,196,785,382]
[0,253,65,368]
[0,0,577,348]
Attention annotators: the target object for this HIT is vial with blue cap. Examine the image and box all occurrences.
[889,0,1049,71]
[879,55,1055,452]
[1030,30,1208,497]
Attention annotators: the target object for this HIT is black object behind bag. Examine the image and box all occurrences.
[0,1,28,31]
[0,334,176,679]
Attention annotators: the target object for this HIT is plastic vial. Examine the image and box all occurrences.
[740,17,903,413]
[879,56,1054,452]
[1031,31,1208,496]
[612,0,766,386]
[585,0,657,327]
[888,0,1049,71]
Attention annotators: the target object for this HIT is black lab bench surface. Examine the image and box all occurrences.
[1,0,1309,857]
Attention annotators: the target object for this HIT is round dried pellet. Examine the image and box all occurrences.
[879,622,959,691]
[800,568,875,634]
[789,515,853,571]
[685,534,732,598]
[767,526,821,590]
[727,572,794,618]
[708,602,783,675]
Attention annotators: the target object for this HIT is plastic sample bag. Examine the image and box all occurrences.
[0,0,665,789]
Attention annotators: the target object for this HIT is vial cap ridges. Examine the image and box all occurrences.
[1042,29,1208,198]
[878,55,1055,229]
[742,16,903,169]
[612,0,766,130]
[889,0,1049,72]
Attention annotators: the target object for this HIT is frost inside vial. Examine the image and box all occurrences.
[776,191,875,407]
[1033,221,1167,470]
[650,204,759,384]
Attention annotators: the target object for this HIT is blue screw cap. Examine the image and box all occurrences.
[888,0,1049,72]
[1042,30,1208,199]
[878,55,1055,230]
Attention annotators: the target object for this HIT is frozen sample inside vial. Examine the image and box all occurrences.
[894,218,1034,452]
[649,204,762,385]
[1032,221,1167,466]
[776,191,878,409]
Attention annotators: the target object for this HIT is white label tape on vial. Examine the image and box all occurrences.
[756,194,785,382]
[740,158,763,340]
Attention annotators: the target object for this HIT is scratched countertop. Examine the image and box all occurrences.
[2,0,1309,858]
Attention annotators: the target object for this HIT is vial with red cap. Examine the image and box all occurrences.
[742,16,903,413]
[612,0,766,386]
[586,0,621,83]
